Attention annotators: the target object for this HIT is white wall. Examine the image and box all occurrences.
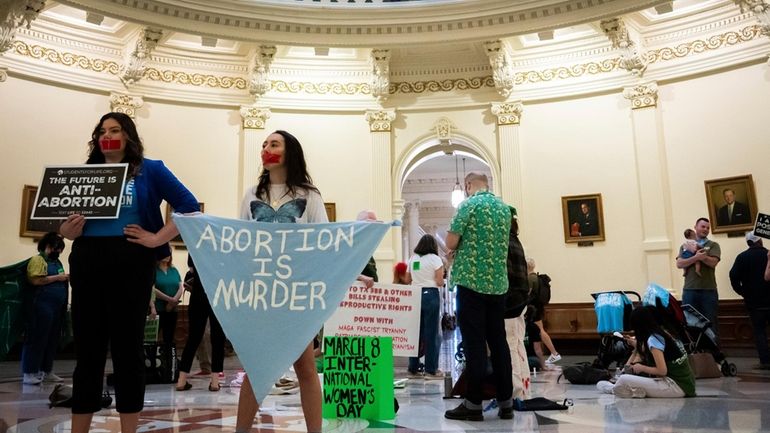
[2,62,769,303]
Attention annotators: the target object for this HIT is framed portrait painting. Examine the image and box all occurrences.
[19,185,62,238]
[561,193,605,243]
[166,202,205,248]
[704,174,757,234]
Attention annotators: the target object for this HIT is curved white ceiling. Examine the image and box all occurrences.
[55,0,669,47]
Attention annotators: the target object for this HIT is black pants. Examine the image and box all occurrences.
[157,310,178,346]
[179,285,225,373]
[456,285,513,405]
[69,237,155,414]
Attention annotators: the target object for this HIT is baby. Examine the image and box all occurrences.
[680,228,702,276]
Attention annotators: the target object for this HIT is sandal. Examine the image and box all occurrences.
[176,382,192,391]
[208,383,220,392]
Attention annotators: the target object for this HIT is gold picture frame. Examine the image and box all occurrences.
[20,185,62,238]
[324,202,336,222]
[704,174,757,234]
[166,202,205,248]
[561,193,605,243]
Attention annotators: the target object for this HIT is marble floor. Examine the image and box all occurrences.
[2,337,770,433]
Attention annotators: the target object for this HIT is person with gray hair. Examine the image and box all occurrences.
[444,172,514,421]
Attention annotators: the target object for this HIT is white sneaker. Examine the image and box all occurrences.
[596,380,615,394]
[23,373,42,385]
[545,354,562,364]
[42,372,64,382]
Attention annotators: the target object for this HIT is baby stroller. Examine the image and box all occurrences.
[591,291,640,369]
[642,284,738,377]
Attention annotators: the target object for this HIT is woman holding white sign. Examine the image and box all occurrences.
[405,234,445,380]
[59,112,199,433]
[236,130,328,433]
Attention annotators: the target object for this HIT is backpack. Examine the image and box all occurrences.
[559,362,610,385]
[48,384,112,408]
[533,273,552,305]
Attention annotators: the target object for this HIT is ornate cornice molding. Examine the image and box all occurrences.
[643,25,764,63]
[735,0,770,37]
[491,101,523,125]
[600,17,647,76]
[0,0,45,54]
[365,109,396,132]
[483,40,515,98]
[109,92,143,118]
[239,105,271,129]
[248,45,276,98]
[391,77,495,93]
[370,48,391,102]
[120,27,162,86]
[3,24,767,104]
[623,81,658,109]
[0,67,7,82]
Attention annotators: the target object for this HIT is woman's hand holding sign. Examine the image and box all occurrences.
[59,214,85,240]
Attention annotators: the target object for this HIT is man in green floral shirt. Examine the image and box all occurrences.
[444,172,513,421]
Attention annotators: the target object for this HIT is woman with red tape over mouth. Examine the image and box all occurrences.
[235,130,328,433]
[60,112,199,433]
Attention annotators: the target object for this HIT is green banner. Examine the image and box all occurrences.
[322,336,394,420]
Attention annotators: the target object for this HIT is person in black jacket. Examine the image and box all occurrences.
[729,231,770,369]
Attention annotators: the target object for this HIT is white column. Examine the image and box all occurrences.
[623,81,674,289]
[238,106,271,206]
[365,109,397,263]
[405,200,421,255]
[109,92,144,119]
[491,101,524,208]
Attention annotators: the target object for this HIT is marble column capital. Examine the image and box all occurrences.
[240,106,271,129]
[623,81,658,109]
[491,101,523,125]
[365,109,396,132]
[109,92,143,118]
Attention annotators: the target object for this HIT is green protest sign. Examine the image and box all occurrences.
[322,336,394,420]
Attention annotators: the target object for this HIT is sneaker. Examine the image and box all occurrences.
[545,353,562,364]
[22,373,42,385]
[407,370,424,379]
[42,372,64,382]
[424,369,445,380]
[596,380,615,394]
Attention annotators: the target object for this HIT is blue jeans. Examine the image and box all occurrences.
[748,307,770,364]
[21,286,67,374]
[408,288,441,374]
[682,289,719,342]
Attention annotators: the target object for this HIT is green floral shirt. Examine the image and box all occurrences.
[448,190,511,295]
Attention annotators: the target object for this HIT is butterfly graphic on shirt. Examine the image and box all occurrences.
[249,198,307,223]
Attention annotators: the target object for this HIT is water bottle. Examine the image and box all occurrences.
[443,371,453,398]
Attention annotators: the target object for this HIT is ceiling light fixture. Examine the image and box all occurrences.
[451,153,464,208]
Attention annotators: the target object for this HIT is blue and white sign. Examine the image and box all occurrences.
[174,214,391,403]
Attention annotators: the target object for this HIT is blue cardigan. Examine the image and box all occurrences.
[121,158,199,258]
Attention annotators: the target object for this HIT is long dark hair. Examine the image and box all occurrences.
[414,234,438,256]
[87,112,144,178]
[629,306,666,362]
[255,130,318,201]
